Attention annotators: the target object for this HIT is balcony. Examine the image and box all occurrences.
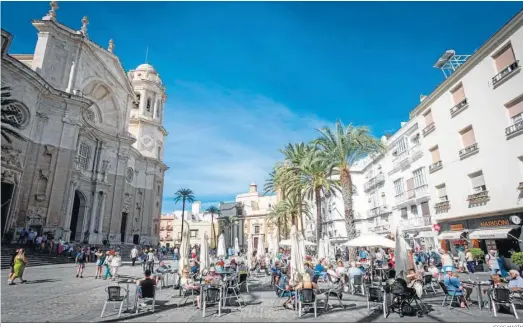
[449,98,469,118]
[506,121,523,138]
[366,205,391,219]
[434,200,450,213]
[410,144,423,162]
[400,215,432,230]
[363,173,385,192]
[518,182,523,191]
[369,224,390,234]
[391,150,411,173]
[422,122,436,136]
[467,190,490,205]
[395,185,429,207]
[492,61,520,87]
[429,160,443,174]
[459,143,479,160]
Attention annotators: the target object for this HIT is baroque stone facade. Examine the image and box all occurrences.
[1,7,168,245]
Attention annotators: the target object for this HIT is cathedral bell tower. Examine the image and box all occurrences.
[127,63,168,159]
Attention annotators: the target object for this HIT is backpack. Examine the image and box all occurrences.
[77,253,85,262]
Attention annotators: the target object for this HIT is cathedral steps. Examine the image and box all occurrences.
[1,244,74,270]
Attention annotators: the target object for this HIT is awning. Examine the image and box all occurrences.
[416,230,437,238]
[468,228,516,240]
[438,231,467,240]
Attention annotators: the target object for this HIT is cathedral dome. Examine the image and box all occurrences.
[136,63,157,74]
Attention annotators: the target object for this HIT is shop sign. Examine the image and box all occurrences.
[450,224,464,231]
[479,219,509,228]
[467,214,520,230]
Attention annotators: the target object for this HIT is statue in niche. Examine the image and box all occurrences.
[35,169,49,202]
[1,146,22,168]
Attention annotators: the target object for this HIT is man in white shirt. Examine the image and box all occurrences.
[375,249,384,267]
[35,235,43,252]
[130,246,139,266]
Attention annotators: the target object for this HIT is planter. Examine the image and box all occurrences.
[475,263,485,272]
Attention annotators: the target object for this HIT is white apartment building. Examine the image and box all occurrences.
[316,11,523,256]
[410,11,523,257]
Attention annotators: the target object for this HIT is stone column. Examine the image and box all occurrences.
[63,180,78,232]
[153,96,158,119]
[89,190,99,233]
[96,191,106,243]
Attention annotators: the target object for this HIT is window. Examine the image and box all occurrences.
[393,179,404,195]
[451,84,466,105]
[156,201,159,208]
[251,201,259,210]
[157,146,162,159]
[154,225,158,234]
[397,137,408,154]
[146,98,151,111]
[506,97,523,123]
[78,142,90,170]
[493,43,516,72]
[400,207,408,219]
[420,201,430,216]
[436,184,448,202]
[133,93,141,109]
[190,230,198,238]
[157,185,161,196]
[412,168,426,187]
[254,225,260,234]
[460,126,476,147]
[411,133,420,145]
[410,205,418,216]
[2,101,29,127]
[470,171,487,193]
[423,110,434,126]
[430,146,441,163]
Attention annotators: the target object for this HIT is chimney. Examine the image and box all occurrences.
[191,201,201,215]
[249,182,257,193]
[420,94,427,102]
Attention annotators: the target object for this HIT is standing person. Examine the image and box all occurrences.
[8,249,28,285]
[103,251,113,280]
[146,249,155,272]
[111,252,122,281]
[7,249,20,283]
[465,247,475,273]
[131,246,139,266]
[359,248,368,263]
[95,249,105,279]
[485,250,500,275]
[75,249,86,278]
[18,228,27,244]
[375,248,384,267]
[35,234,43,253]
[440,249,454,272]
[457,248,468,273]
[173,247,179,261]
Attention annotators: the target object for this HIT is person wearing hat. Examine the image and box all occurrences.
[204,266,221,284]
[443,267,469,308]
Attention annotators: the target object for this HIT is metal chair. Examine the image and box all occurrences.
[490,288,519,319]
[297,288,318,318]
[367,286,387,318]
[423,275,437,294]
[135,285,156,314]
[438,281,469,310]
[101,286,128,319]
[238,272,249,293]
[351,275,365,295]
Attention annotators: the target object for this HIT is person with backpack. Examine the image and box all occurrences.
[75,249,87,278]
[485,250,500,275]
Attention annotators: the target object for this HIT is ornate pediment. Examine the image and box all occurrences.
[1,145,22,169]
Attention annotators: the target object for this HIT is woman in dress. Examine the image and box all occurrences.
[8,249,28,285]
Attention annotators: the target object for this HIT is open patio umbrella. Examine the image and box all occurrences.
[290,225,305,276]
[257,234,265,259]
[247,233,254,269]
[344,233,396,249]
[234,237,240,256]
[200,232,210,269]
[217,233,226,258]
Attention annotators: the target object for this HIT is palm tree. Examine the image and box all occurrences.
[173,188,195,246]
[293,146,341,242]
[204,205,221,249]
[315,120,385,258]
[266,201,293,242]
[1,86,26,143]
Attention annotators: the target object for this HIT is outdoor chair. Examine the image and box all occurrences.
[100,286,128,319]
[297,288,318,318]
[223,275,245,308]
[202,285,223,317]
[366,286,387,318]
[135,286,156,314]
[351,275,365,296]
[489,288,519,319]
[238,272,249,293]
[438,281,469,310]
[423,275,438,294]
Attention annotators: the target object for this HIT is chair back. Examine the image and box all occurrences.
[493,288,511,303]
[353,275,363,286]
[300,289,315,303]
[107,286,122,301]
[423,274,432,284]
[238,273,248,284]
[368,286,384,302]
[438,281,449,295]
[206,286,221,303]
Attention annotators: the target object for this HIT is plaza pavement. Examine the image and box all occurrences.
[1,261,520,323]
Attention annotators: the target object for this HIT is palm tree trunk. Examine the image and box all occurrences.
[340,166,357,260]
[315,187,322,243]
[211,214,216,249]
[180,198,186,247]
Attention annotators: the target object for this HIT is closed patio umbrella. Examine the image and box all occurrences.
[247,233,254,269]
[272,229,279,260]
[257,234,265,259]
[318,238,325,260]
[217,233,226,258]
[267,232,274,255]
[290,225,305,276]
[179,221,191,271]
[200,232,210,269]
[395,226,413,279]
[234,237,240,256]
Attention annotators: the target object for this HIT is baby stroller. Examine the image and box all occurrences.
[386,278,428,318]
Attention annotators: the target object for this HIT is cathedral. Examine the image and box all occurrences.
[1,3,168,245]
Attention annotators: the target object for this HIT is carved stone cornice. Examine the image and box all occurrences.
[36,111,49,122]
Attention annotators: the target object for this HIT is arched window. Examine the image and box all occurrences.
[146,98,151,111]
[77,142,91,170]
[1,101,29,128]
[85,109,95,122]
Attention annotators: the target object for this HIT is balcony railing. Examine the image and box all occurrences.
[467,190,490,204]
[518,182,523,191]
[369,224,390,234]
[459,143,479,159]
[434,200,450,211]
[400,215,432,229]
[410,144,423,162]
[395,192,406,204]
[506,121,523,137]
[423,122,436,136]
[450,98,468,117]
[429,160,443,174]
[363,173,385,192]
[492,61,519,87]
[395,185,428,206]
[366,205,391,219]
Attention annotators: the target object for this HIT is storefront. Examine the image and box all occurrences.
[437,213,523,257]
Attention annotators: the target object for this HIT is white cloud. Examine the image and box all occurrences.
[161,81,331,207]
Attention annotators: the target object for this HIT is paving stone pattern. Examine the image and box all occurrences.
[1,261,520,323]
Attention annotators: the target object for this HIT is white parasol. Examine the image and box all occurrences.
[280,239,316,247]
[290,225,305,276]
[257,234,265,259]
[272,228,279,259]
[179,221,191,271]
[318,238,325,260]
[234,237,240,255]
[200,232,210,269]
[344,233,396,248]
[298,234,306,264]
[247,233,254,269]
[267,232,274,255]
[217,233,227,258]
[395,226,413,278]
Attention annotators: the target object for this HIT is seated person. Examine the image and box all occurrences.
[326,264,339,282]
[508,270,523,292]
[406,268,423,298]
[204,266,222,285]
[282,272,301,310]
[304,262,316,281]
[189,259,199,275]
[484,274,506,295]
[180,267,201,309]
[335,260,346,277]
[136,269,156,299]
[272,261,283,284]
[215,261,225,272]
[314,260,326,280]
[347,261,363,285]
[427,261,440,280]
[229,258,238,271]
[386,269,396,286]
[295,273,319,292]
[237,260,249,275]
[443,267,470,308]
[152,261,170,284]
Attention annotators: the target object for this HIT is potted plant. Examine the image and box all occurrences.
[470,248,485,272]
[511,252,523,276]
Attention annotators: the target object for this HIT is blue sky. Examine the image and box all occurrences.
[2,1,522,212]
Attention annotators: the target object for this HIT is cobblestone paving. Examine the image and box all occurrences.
[1,262,520,323]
